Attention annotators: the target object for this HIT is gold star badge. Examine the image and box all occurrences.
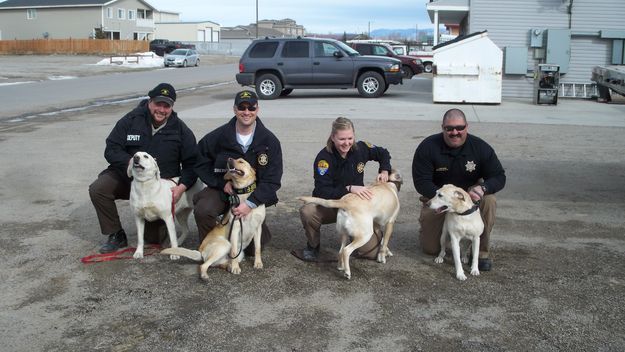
[465,160,476,172]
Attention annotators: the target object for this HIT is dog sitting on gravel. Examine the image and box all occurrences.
[127,151,202,260]
[427,184,485,281]
[161,157,266,276]
[297,170,402,279]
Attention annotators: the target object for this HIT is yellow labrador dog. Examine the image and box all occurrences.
[428,184,484,281]
[127,151,203,260]
[298,170,402,279]
[161,157,266,276]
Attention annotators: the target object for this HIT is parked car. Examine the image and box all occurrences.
[349,42,424,78]
[149,39,196,57]
[164,49,200,67]
[236,37,402,99]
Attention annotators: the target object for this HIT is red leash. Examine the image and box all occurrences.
[80,244,162,264]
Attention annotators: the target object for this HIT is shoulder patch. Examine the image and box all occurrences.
[317,160,329,176]
[364,141,375,148]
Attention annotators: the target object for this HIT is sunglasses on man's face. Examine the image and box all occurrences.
[237,104,257,112]
[443,125,466,132]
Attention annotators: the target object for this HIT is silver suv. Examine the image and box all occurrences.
[236,37,402,99]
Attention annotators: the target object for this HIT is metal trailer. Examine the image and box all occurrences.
[591,66,625,102]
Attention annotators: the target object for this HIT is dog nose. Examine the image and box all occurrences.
[134,155,140,162]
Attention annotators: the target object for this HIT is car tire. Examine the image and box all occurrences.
[195,59,200,67]
[280,88,293,97]
[164,64,169,67]
[255,73,282,100]
[424,63,433,73]
[182,60,187,68]
[401,65,414,79]
[356,71,386,98]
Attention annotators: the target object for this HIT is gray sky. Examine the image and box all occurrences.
[145,0,434,34]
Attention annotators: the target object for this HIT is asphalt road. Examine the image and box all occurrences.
[1,55,625,351]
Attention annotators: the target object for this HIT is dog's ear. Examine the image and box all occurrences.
[454,190,465,201]
[153,157,161,180]
[127,157,133,178]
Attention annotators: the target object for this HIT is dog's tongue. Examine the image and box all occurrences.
[435,206,448,214]
[134,162,145,170]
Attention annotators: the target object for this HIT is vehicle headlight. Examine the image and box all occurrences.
[388,63,400,72]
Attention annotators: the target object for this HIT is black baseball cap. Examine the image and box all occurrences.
[148,83,176,106]
[234,90,258,106]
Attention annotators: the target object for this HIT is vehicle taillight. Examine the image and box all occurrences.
[239,63,244,73]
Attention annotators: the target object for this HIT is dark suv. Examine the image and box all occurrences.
[236,37,402,99]
[349,42,424,78]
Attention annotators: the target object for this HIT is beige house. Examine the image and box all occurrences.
[0,0,158,40]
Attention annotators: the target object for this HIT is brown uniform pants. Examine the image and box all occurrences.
[88,169,166,243]
[419,194,497,259]
[299,203,382,259]
[192,186,271,245]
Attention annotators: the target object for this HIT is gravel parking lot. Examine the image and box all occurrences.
[1,55,624,351]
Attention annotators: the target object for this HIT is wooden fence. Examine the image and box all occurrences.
[0,39,148,55]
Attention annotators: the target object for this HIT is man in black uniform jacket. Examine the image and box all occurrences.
[89,83,198,253]
[412,108,506,271]
[193,90,283,249]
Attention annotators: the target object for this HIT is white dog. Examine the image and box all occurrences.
[127,151,202,260]
[297,170,402,280]
[428,184,484,281]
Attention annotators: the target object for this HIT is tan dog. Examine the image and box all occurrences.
[297,170,402,279]
[127,151,203,260]
[161,157,266,276]
[427,184,484,281]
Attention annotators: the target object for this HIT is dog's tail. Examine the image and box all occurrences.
[297,196,346,209]
[160,247,202,261]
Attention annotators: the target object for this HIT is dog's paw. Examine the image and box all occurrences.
[387,249,394,257]
[343,271,352,280]
[470,268,480,276]
[169,255,180,260]
[254,260,263,269]
[133,251,144,259]
[230,266,241,275]
[434,256,444,264]
[200,272,209,280]
[456,272,467,281]
[376,253,387,264]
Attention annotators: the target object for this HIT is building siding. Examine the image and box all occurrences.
[466,0,624,98]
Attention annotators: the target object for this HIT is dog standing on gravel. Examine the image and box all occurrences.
[428,184,484,281]
[161,157,266,276]
[297,170,402,279]
[127,151,202,260]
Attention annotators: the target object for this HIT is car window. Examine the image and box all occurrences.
[314,42,341,57]
[281,41,309,58]
[170,49,186,55]
[356,45,372,55]
[335,41,360,56]
[373,45,389,56]
[249,42,279,58]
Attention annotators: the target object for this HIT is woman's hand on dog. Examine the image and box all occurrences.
[350,185,374,200]
[468,185,484,202]
[232,203,252,219]
[376,170,389,183]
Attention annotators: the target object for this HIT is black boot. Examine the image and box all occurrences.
[302,244,319,262]
[99,229,128,253]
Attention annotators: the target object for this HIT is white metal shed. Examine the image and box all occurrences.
[432,31,502,103]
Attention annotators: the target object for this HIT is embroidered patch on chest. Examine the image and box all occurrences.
[257,153,268,166]
[356,162,365,173]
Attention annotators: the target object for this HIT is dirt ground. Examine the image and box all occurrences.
[1,56,624,351]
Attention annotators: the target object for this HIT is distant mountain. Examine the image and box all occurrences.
[370,28,434,40]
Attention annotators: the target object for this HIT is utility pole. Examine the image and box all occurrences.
[256,0,259,38]
[368,21,371,38]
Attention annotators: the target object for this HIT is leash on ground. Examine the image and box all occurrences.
[80,244,162,264]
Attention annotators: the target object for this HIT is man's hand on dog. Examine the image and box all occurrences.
[468,184,484,202]
[232,202,252,218]
[376,170,389,183]
[171,184,187,204]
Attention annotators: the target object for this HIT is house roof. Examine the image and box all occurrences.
[0,0,155,9]
[221,25,290,40]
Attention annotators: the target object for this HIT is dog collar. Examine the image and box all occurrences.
[234,182,256,194]
[459,204,479,216]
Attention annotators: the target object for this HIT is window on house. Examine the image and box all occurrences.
[137,9,146,19]
[128,10,135,20]
[106,7,112,19]
[26,8,37,20]
[117,8,125,19]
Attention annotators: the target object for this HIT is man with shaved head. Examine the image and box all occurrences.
[412,108,506,271]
